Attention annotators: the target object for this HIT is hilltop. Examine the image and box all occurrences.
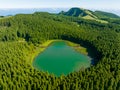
[59,7,120,23]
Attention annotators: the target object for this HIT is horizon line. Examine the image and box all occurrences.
[0,7,120,10]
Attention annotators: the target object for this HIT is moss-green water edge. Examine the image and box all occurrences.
[65,40,88,55]
[28,40,88,64]
[32,40,91,76]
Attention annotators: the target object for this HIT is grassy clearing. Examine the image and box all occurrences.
[82,15,108,23]
[27,40,55,64]
[65,40,88,55]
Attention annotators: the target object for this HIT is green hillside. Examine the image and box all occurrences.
[59,7,97,19]
[0,10,120,90]
[94,11,120,19]
[60,7,120,23]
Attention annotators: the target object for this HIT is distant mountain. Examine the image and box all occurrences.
[59,8,98,19]
[94,11,120,19]
[59,7,120,23]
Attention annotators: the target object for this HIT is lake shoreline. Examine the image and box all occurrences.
[32,40,91,76]
[28,40,89,64]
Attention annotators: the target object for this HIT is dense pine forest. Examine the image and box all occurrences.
[0,9,120,90]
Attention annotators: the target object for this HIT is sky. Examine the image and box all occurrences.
[0,0,120,10]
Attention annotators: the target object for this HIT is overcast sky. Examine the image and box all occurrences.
[0,0,120,10]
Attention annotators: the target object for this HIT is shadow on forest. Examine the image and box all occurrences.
[61,36,102,65]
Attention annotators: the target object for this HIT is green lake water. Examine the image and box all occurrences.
[33,41,91,76]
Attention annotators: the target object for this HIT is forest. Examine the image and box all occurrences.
[0,11,120,90]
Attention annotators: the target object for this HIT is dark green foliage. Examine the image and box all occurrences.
[103,18,120,25]
[0,11,120,90]
[0,16,4,18]
[59,7,88,17]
